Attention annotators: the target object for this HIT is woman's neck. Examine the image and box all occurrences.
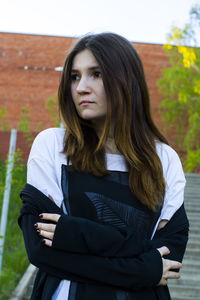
[104,137,121,154]
[93,121,121,154]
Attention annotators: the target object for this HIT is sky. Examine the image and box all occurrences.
[0,0,199,45]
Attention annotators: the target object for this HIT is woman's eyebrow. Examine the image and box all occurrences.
[71,66,100,72]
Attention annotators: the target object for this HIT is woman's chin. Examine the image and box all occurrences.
[80,112,101,121]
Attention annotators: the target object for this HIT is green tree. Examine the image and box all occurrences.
[157,3,200,172]
[0,107,11,131]
[18,107,42,148]
[45,97,60,127]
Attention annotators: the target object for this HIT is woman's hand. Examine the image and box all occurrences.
[34,213,61,247]
[157,246,182,286]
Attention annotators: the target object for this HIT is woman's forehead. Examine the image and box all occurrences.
[72,49,99,70]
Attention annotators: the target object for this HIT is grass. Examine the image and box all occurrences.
[0,153,29,299]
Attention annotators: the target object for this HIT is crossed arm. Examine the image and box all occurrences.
[19,180,188,291]
[32,206,187,287]
[21,212,165,290]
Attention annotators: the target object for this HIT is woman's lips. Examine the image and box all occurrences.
[80,101,94,106]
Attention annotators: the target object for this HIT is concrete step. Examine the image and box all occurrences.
[183,255,200,265]
[182,258,200,267]
[185,181,200,184]
[185,173,200,178]
[188,224,200,230]
[168,284,200,297]
[185,183,200,186]
[168,277,200,287]
[171,296,200,300]
[182,267,200,275]
[184,198,200,208]
[185,186,200,189]
[185,201,200,206]
[185,184,200,188]
[189,227,200,233]
[185,202,200,205]
[185,182,200,185]
[185,206,200,213]
[185,198,200,203]
[185,191,200,196]
[185,188,200,191]
[187,212,200,219]
[167,174,200,299]
[187,218,200,225]
[188,217,200,221]
[187,237,200,246]
[188,230,200,237]
[185,248,200,257]
[188,233,200,239]
[185,181,200,185]
[185,191,200,194]
[186,242,200,249]
[180,273,200,282]
[188,227,200,234]
[180,259,200,274]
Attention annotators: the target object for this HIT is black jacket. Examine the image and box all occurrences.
[18,181,189,300]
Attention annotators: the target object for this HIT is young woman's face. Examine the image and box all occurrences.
[71,49,107,128]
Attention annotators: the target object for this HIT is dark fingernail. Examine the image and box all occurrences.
[37,229,40,233]
[39,214,43,218]
[34,223,38,228]
[42,239,46,244]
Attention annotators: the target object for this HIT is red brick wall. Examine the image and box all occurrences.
[1,33,181,161]
[0,131,37,162]
[0,33,73,130]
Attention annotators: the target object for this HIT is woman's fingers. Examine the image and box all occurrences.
[35,222,56,232]
[42,239,52,247]
[34,222,56,241]
[39,213,61,223]
[38,229,54,240]
[158,255,182,286]
[163,258,182,271]
[34,214,61,246]
[165,271,181,280]
[159,270,181,286]
[157,246,170,257]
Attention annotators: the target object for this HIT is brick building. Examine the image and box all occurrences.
[0,32,171,160]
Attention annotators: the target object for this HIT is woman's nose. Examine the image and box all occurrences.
[76,77,91,94]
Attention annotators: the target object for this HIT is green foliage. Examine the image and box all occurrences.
[18,108,30,132]
[18,107,42,148]
[0,92,60,298]
[185,149,200,172]
[0,154,28,299]
[157,3,200,172]
[45,98,60,127]
[18,108,34,148]
[0,107,11,131]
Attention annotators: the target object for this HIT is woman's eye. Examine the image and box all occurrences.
[93,71,102,78]
[71,74,79,81]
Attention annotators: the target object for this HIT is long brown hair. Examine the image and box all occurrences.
[58,33,169,211]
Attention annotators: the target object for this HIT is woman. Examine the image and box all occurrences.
[18,33,189,300]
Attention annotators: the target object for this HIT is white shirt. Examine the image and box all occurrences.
[27,128,186,300]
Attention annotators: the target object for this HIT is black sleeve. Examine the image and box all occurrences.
[52,215,151,257]
[151,206,189,263]
[52,204,189,264]
[21,213,163,290]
